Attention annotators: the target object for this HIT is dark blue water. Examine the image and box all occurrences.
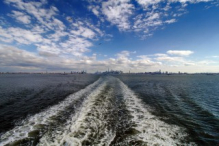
[0,74,100,135]
[117,74,219,145]
[0,74,218,145]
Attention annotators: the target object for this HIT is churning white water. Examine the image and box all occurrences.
[0,76,192,146]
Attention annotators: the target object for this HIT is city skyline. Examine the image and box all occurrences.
[0,0,219,73]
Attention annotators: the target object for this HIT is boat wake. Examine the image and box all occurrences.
[0,76,193,146]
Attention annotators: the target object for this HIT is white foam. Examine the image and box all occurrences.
[38,77,116,146]
[117,78,193,145]
[1,76,195,146]
[0,78,103,146]
[39,77,194,146]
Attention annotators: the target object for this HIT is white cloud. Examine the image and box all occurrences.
[112,50,161,69]
[59,36,92,56]
[71,26,96,39]
[169,0,212,3]
[0,44,45,68]
[147,13,160,20]
[0,45,218,73]
[1,0,105,58]
[165,19,176,24]
[156,56,184,62]
[88,5,100,16]
[184,62,195,66]
[0,19,102,57]
[154,53,168,57]
[0,26,43,44]
[153,51,197,67]
[9,10,31,24]
[87,0,212,39]
[0,45,160,72]
[48,30,68,42]
[136,0,212,6]
[0,0,217,73]
[92,8,100,16]
[31,25,46,34]
[53,18,65,30]
[0,44,94,71]
[135,0,162,8]
[167,50,194,56]
[4,0,60,30]
[36,44,60,57]
[116,50,130,58]
[70,20,103,40]
[101,0,134,31]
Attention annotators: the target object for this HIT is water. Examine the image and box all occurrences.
[117,74,219,145]
[0,74,100,135]
[0,74,218,145]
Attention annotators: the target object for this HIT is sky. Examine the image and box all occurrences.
[0,0,219,73]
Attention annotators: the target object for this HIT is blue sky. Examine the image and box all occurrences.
[0,0,219,73]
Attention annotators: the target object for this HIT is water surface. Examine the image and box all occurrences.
[0,74,218,145]
[0,74,100,135]
[117,74,219,145]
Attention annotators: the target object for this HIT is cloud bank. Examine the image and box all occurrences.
[0,0,218,73]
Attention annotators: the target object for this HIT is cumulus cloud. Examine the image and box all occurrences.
[156,56,184,62]
[167,50,194,56]
[1,0,104,58]
[0,45,45,68]
[87,0,212,39]
[153,50,197,67]
[165,19,177,24]
[36,45,60,57]
[71,26,96,39]
[102,0,134,31]
[0,45,162,72]
[0,26,44,44]
[112,51,161,69]
[154,53,168,57]
[4,0,59,30]
[116,50,130,58]
[9,10,31,24]
[0,44,218,73]
[88,5,100,16]
[0,0,217,72]
[0,44,93,71]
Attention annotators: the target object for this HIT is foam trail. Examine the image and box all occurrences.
[38,77,117,146]
[117,78,194,145]
[38,77,193,146]
[1,76,194,146]
[0,78,103,146]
